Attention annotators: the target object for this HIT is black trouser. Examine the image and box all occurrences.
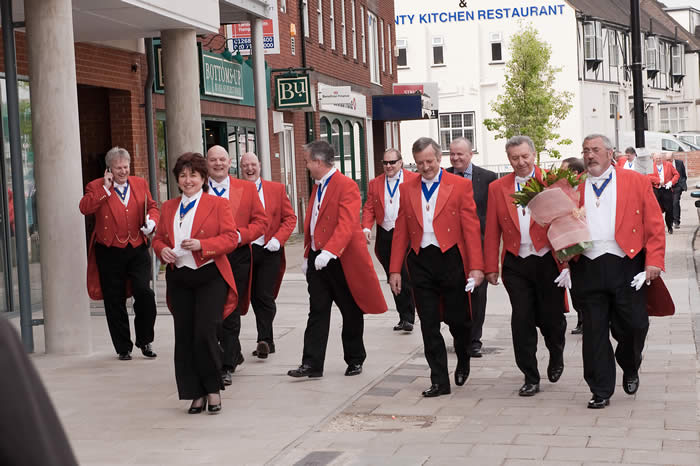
[167,263,228,400]
[376,226,415,324]
[654,187,674,230]
[672,188,683,225]
[250,244,282,347]
[470,280,487,350]
[407,245,470,387]
[94,242,156,354]
[221,246,251,371]
[501,252,566,385]
[302,249,366,372]
[570,253,648,399]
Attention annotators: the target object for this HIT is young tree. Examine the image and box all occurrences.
[483,25,573,163]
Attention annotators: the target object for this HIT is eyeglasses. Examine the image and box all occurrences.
[382,159,401,166]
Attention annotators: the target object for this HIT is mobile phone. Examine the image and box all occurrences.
[107,167,112,173]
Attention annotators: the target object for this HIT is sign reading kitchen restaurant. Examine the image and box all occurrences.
[201,51,243,100]
[275,75,311,109]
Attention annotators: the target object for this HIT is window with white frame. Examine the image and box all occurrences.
[609,91,619,119]
[396,38,407,67]
[360,5,366,63]
[341,0,347,55]
[490,32,503,62]
[672,44,685,76]
[317,0,324,45]
[608,29,619,66]
[380,19,385,72]
[646,36,658,70]
[303,0,309,37]
[659,41,668,73]
[660,105,688,133]
[368,11,380,83]
[432,36,444,65]
[281,0,286,13]
[387,23,392,73]
[583,21,603,60]
[351,0,357,59]
[439,112,476,153]
[329,0,336,50]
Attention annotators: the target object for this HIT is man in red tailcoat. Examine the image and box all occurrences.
[288,140,387,379]
[79,146,159,360]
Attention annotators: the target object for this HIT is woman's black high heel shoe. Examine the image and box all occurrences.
[188,397,206,414]
[207,393,222,414]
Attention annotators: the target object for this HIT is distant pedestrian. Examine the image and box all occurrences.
[651,153,679,234]
[616,147,637,170]
[666,153,687,229]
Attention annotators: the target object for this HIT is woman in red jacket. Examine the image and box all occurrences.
[152,152,238,414]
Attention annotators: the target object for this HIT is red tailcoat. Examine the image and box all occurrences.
[304,171,387,314]
[361,169,420,258]
[260,179,297,297]
[650,161,680,188]
[152,193,239,318]
[389,170,484,281]
[79,176,160,300]
[224,175,268,315]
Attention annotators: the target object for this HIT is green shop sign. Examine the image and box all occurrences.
[201,51,243,100]
[275,75,311,109]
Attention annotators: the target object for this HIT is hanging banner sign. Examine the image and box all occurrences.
[201,51,243,100]
[275,75,311,109]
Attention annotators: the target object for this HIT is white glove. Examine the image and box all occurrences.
[664,181,672,190]
[630,271,647,291]
[314,250,337,270]
[236,231,242,245]
[301,258,308,275]
[554,268,571,290]
[140,214,156,235]
[264,237,281,252]
[464,278,476,293]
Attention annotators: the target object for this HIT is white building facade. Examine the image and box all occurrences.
[395,0,700,170]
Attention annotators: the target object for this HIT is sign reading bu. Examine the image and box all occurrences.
[275,75,311,109]
[201,51,243,100]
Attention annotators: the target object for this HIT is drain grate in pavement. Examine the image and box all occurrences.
[323,413,436,432]
[365,386,402,397]
[293,451,341,466]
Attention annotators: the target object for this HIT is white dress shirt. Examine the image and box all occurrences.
[624,160,634,170]
[310,168,337,251]
[208,176,230,200]
[583,165,625,260]
[514,171,550,258]
[381,171,403,231]
[252,178,266,246]
[106,180,131,207]
[172,189,213,269]
[420,170,442,249]
[655,163,665,184]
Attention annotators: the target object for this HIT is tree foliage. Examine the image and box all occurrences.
[483,25,573,162]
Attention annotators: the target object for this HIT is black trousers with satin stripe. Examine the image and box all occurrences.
[470,279,488,349]
[94,242,156,354]
[501,252,566,385]
[221,245,251,370]
[570,253,648,399]
[302,249,366,371]
[654,187,674,229]
[250,244,282,346]
[672,188,682,224]
[406,245,470,387]
[376,226,415,324]
[167,263,228,400]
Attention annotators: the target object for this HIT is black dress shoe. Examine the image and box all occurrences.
[422,384,451,397]
[587,395,610,409]
[668,227,674,235]
[231,353,245,373]
[518,383,540,396]
[470,345,483,358]
[287,364,323,378]
[137,343,157,358]
[622,373,640,395]
[673,222,680,229]
[221,369,233,386]
[118,352,132,361]
[254,341,270,359]
[571,324,583,335]
[207,393,222,415]
[252,343,276,356]
[547,359,564,383]
[401,321,414,332]
[188,397,206,414]
[454,358,470,386]
[393,321,405,331]
[345,363,363,376]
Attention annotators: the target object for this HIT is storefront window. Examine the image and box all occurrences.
[156,117,168,203]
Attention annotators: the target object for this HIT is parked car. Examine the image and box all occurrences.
[619,131,691,153]
[675,131,700,147]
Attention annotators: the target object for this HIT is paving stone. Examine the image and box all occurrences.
[546,447,623,462]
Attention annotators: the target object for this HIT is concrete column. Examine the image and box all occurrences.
[25,0,91,353]
[160,29,202,198]
[251,16,271,181]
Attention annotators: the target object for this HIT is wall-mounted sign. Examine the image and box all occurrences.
[201,51,243,100]
[395,3,566,25]
[318,83,353,105]
[318,86,367,118]
[393,82,439,119]
[275,75,311,109]
[225,1,280,55]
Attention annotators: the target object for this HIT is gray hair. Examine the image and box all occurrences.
[105,146,131,168]
[625,146,636,155]
[450,136,473,152]
[583,134,614,150]
[412,137,441,159]
[304,140,335,166]
[505,135,535,154]
[384,148,402,160]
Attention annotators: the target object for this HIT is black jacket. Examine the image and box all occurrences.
[674,159,687,192]
[447,164,498,236]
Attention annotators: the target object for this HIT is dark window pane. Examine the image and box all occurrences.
[491,42,502,61]
[433,46,443,65]
[397,48,407,67]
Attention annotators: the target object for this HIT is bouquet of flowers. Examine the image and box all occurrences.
[511,168,592,262]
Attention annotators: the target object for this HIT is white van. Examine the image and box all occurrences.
[619,131,691,153]
[675,132,700,148]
